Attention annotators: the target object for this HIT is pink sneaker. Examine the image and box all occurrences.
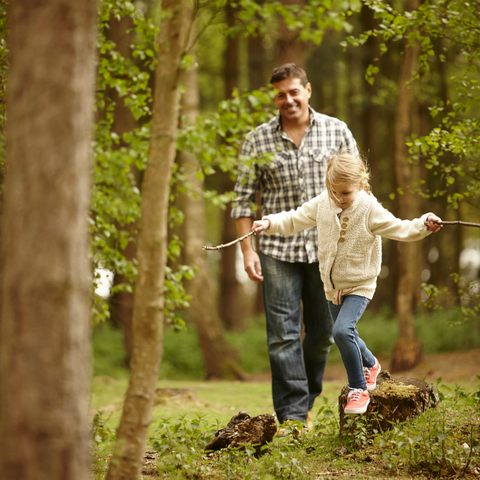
[345,389,370,414]
[364,357,381,391]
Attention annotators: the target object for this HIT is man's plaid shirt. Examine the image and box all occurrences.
[231,107,358,264]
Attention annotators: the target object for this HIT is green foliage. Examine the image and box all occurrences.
[91,381,480,479]
[374,381,480,477]
[160,325,206,380]
[423,274,480,323]
[342,0,480,318]
[93,310,480,382]
[150,415,314,479]
[177,87,277,184]
[92,410,115,445]
[345,0,480,209]
[92,0,156,323]
[92,322,129,379]
[225,316,270,374]
[93,1,195,326]
[232,0,361,44]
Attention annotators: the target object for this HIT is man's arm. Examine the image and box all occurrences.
[235,217,264,282]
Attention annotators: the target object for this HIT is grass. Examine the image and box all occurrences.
[91,377,480,479]
[91,310,480,478]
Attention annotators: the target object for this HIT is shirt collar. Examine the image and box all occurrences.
[274,106,316,131]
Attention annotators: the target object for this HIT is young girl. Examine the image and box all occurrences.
[252,153,442,415]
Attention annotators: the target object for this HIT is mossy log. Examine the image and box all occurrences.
[339,371,440,433]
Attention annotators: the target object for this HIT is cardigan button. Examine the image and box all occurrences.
[338,237,345,243]
[341,223,348,229]
[340,230,346,235]
[343,217,349,222]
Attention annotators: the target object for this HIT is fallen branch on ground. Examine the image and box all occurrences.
[202,230,256,250]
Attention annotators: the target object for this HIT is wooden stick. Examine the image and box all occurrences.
[202,230,256,250]
[204,220,480,251]
[425,220,480,228]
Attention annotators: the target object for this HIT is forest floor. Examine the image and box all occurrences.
[91,349,480,480]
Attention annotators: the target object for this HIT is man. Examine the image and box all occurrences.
[231,63,359,429]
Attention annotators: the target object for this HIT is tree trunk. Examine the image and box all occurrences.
[105,1,192,479]
[0,1,98,480]
[248,14,267,91]
[277,0,307,67]
[177,59,245,380]
[219,3,245,330]
[247,7,267,318]
[391,0,422,373]
[108,14,139,365]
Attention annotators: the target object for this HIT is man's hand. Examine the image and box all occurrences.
[243,249,263,282]
[235,217,264,282]
[426,214,443,233]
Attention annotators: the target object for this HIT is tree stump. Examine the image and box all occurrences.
[339,371,440,433]
[204,411,277,456]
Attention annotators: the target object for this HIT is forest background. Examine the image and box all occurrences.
[0,0,479,479]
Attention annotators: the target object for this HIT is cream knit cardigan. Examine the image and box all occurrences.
[264,190,433,305]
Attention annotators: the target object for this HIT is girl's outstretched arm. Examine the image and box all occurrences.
[252,219,270,234]
[426,214,443,233]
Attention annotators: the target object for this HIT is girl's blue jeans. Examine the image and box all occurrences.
[328,295,376,391]
[260,253,333,424]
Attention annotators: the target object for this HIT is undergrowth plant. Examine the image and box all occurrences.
[366,380,480,477]
[91,381,480,479]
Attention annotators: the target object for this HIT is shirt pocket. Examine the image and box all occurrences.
[309,148,337,196]
[263,151,293,191]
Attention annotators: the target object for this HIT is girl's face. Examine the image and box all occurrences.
[329,181,363,210]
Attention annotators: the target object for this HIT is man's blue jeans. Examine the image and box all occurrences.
[328,295,375,391]
[260,253,333,423]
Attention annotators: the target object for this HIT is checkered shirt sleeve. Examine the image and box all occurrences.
[231,108,358,263]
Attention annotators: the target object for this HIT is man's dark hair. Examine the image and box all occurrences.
[269,63,308,86]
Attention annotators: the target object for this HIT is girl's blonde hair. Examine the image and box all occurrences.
[326,152,372,195]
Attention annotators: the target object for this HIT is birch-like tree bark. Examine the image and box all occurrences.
[0,1,98,479]
[105,1,193,478]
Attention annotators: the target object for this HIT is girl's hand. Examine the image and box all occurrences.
[426,214,443,233]
[252,219,270,233]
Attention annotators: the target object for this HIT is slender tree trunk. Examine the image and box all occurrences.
[105,1,193,478]
[177,60,245,379]
[360,5,379,173]
[391,0,422,373]
[247,5,267,317]
[359,5,399,312]
[0,2,98,480]
[277,0,306,67]
[219,3,245,330]
[248,10,267,91]
[108,14,138,364]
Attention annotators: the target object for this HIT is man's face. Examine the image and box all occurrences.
[273,77,311,124]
